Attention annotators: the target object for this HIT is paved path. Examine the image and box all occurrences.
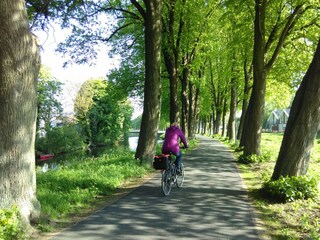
[51,135,261,240]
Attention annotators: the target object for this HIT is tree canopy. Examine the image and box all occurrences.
[36,66,63,134]
[74,78,133,147]
[27,0,320,168]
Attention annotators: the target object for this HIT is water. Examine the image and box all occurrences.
[129,136,139,151]
[37,136,163,172]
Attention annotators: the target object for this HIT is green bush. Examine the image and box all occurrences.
[263,175,319,202]
[36,124,85,154]
[238,152,271,164]
[0,206,28,240]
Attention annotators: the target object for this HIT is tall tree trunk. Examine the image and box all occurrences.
[210,106,215,135]
[162,0,183,124]
[188,82,195,138]
[0,0,41,228]
[272,39,320,180]
[180,61,189,137]
[188,81,200,139]
[221,96,228,137]
[135,0,162,162]
[168,67,179,123]
[242,0,305,156]
[242,0,267,156]
[238,59,252,142]
[227,76,237,142]
[163,45,179,123]
[214,109,222,134]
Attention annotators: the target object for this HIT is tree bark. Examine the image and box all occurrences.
[167,61,180,123]
[180,60,189,137]
[237,59,252,142]
[227,76,237,142]
[162,0,181,124]
[241,0,267,156]
[134,0,162,162]
[221,95,228,138]
[242,0,306,156]
[0,0,41,227]
[272,39,320,180]
[188,81,199,140]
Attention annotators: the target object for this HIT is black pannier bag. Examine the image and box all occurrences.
[153,154,169,170]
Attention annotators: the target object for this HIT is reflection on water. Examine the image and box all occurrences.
[38,136,163,172]
[129,137,139,151]
[128,137,163,151]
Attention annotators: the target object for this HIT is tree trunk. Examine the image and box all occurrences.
[168,67,180,123]
[180,62,189,137]
[214,109,222,134]
[163,38,179,124]
[241,0,305,155]
[0,0,41,228]
[135,0,162,162]
[272,39,320,180]
[227,76,237,142]
[188,81,199,139]
[221,96,228,138]
[162,0,181,124]
[242,0,266,156]
[210,107,215,135]
[237,59,252,142]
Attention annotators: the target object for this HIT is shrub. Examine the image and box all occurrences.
[36,123,85,154]
[0,206,28,240]
[238,153,271,164]
[263,175,319,202]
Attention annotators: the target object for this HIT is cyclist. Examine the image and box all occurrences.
[161,122,188,173]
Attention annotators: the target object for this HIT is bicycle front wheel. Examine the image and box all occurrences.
[161,170,172,196]
[176,163,185,188]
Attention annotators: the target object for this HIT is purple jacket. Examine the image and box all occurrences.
[161,126,188,155]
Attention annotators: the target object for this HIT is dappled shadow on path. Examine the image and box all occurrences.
[51,136,260,240]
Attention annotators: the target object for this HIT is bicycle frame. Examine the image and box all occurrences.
[161,154,184,196]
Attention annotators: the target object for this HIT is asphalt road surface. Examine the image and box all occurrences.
[50,135,262,240]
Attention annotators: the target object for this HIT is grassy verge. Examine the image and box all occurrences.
[218,133,320,240]
[35,148,152,235]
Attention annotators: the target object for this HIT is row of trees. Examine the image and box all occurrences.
[1,0,320,229]
[43,0,320,182]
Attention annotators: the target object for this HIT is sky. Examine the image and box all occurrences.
[34,25,124,115]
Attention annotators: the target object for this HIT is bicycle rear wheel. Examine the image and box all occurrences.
[161,170,172,196]
[176,163,184,188]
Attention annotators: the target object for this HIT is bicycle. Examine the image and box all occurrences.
[153,152,185,196]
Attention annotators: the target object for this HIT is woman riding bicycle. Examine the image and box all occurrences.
[161,122,188,173]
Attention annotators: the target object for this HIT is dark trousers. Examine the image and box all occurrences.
[175,151,182,170]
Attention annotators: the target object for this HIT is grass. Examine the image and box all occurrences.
[35,148,152,234]
[219,133,320,240]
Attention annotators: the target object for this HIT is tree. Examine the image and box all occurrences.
[74,79,96,146]
[0,0,41,228]
[74,78,132,147]
[161,0,184,124]
[37,66,63,134]
[227,65,238,142]
[134,0,163,162]
[241,0,318,156]
[272,39,320,180]
[26,0,163,162]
